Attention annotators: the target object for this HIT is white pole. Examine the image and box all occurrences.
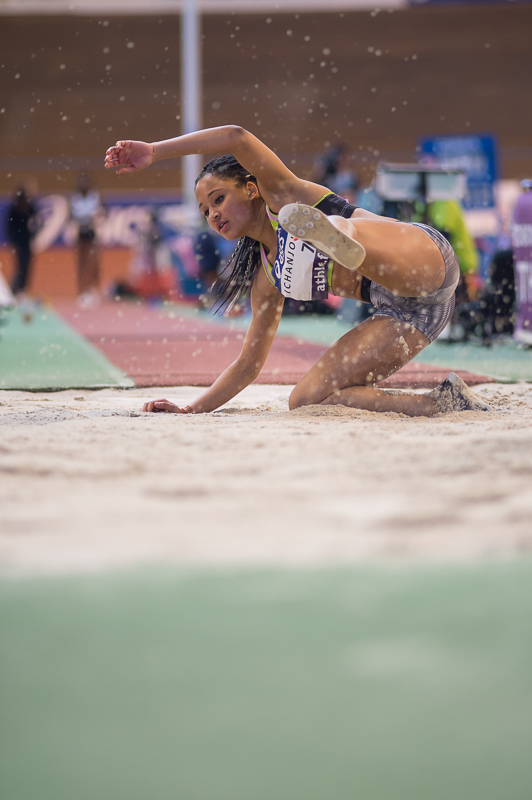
[182,0,202,213]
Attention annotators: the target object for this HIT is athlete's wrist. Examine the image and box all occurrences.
[151,138,182,163]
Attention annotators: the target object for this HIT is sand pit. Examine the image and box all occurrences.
[1,382,532,576]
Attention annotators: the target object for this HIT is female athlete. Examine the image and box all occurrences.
[104,125,490,416]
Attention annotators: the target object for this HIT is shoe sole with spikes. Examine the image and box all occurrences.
[278,204,366,271]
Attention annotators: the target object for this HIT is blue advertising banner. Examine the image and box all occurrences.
[418,134,498,209]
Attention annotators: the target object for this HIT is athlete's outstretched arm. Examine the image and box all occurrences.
[142,269,284,414]
[105,126,327,209]
[105,126,242,174]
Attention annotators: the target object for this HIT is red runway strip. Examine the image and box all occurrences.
[55,301,495,389]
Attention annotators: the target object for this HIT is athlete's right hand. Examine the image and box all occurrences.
[142,399,184,413]
[104,140,154,174]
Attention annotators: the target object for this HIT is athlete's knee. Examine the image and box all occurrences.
[288,386,304,410]
[289,384,317,410]
[290,382,335,410]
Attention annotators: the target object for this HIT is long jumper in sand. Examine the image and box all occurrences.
[105,125,490,416]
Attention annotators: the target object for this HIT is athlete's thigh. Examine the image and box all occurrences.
[291,315,429,406]
[348,218,445,297]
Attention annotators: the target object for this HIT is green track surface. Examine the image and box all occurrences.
[415,339,532,382]
[1,563,532,800]
[0,307,134,390]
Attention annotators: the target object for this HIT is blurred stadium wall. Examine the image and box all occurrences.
[0,1,531,194]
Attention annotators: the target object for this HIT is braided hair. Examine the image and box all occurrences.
[195,155,262,315]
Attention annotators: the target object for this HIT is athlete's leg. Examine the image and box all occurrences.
[279,205,445,298]
[289,315,438,417]
[338,216,445,297]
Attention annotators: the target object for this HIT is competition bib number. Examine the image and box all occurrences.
[272,226,329,301]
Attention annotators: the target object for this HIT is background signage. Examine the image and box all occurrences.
[418,134,498,209]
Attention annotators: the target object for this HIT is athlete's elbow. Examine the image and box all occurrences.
[236,357,262,382]
[226,125,248,147]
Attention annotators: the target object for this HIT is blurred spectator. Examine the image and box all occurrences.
[70,174,104,307]
[132,208,175,301]
[453,248,515,344]
[6,186,39,297]
[313,144,359,204]
[194,219,222,308]
[112,208,175,302]
[487,248,516,334]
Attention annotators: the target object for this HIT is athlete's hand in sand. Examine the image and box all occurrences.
[104,140,154,174]
[142,399,184,413]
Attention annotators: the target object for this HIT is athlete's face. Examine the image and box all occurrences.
[196,174,258,240]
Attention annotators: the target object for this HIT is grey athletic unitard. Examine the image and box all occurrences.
[360,223,460,342]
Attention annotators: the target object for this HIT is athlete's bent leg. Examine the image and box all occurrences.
[289,315,437,417]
